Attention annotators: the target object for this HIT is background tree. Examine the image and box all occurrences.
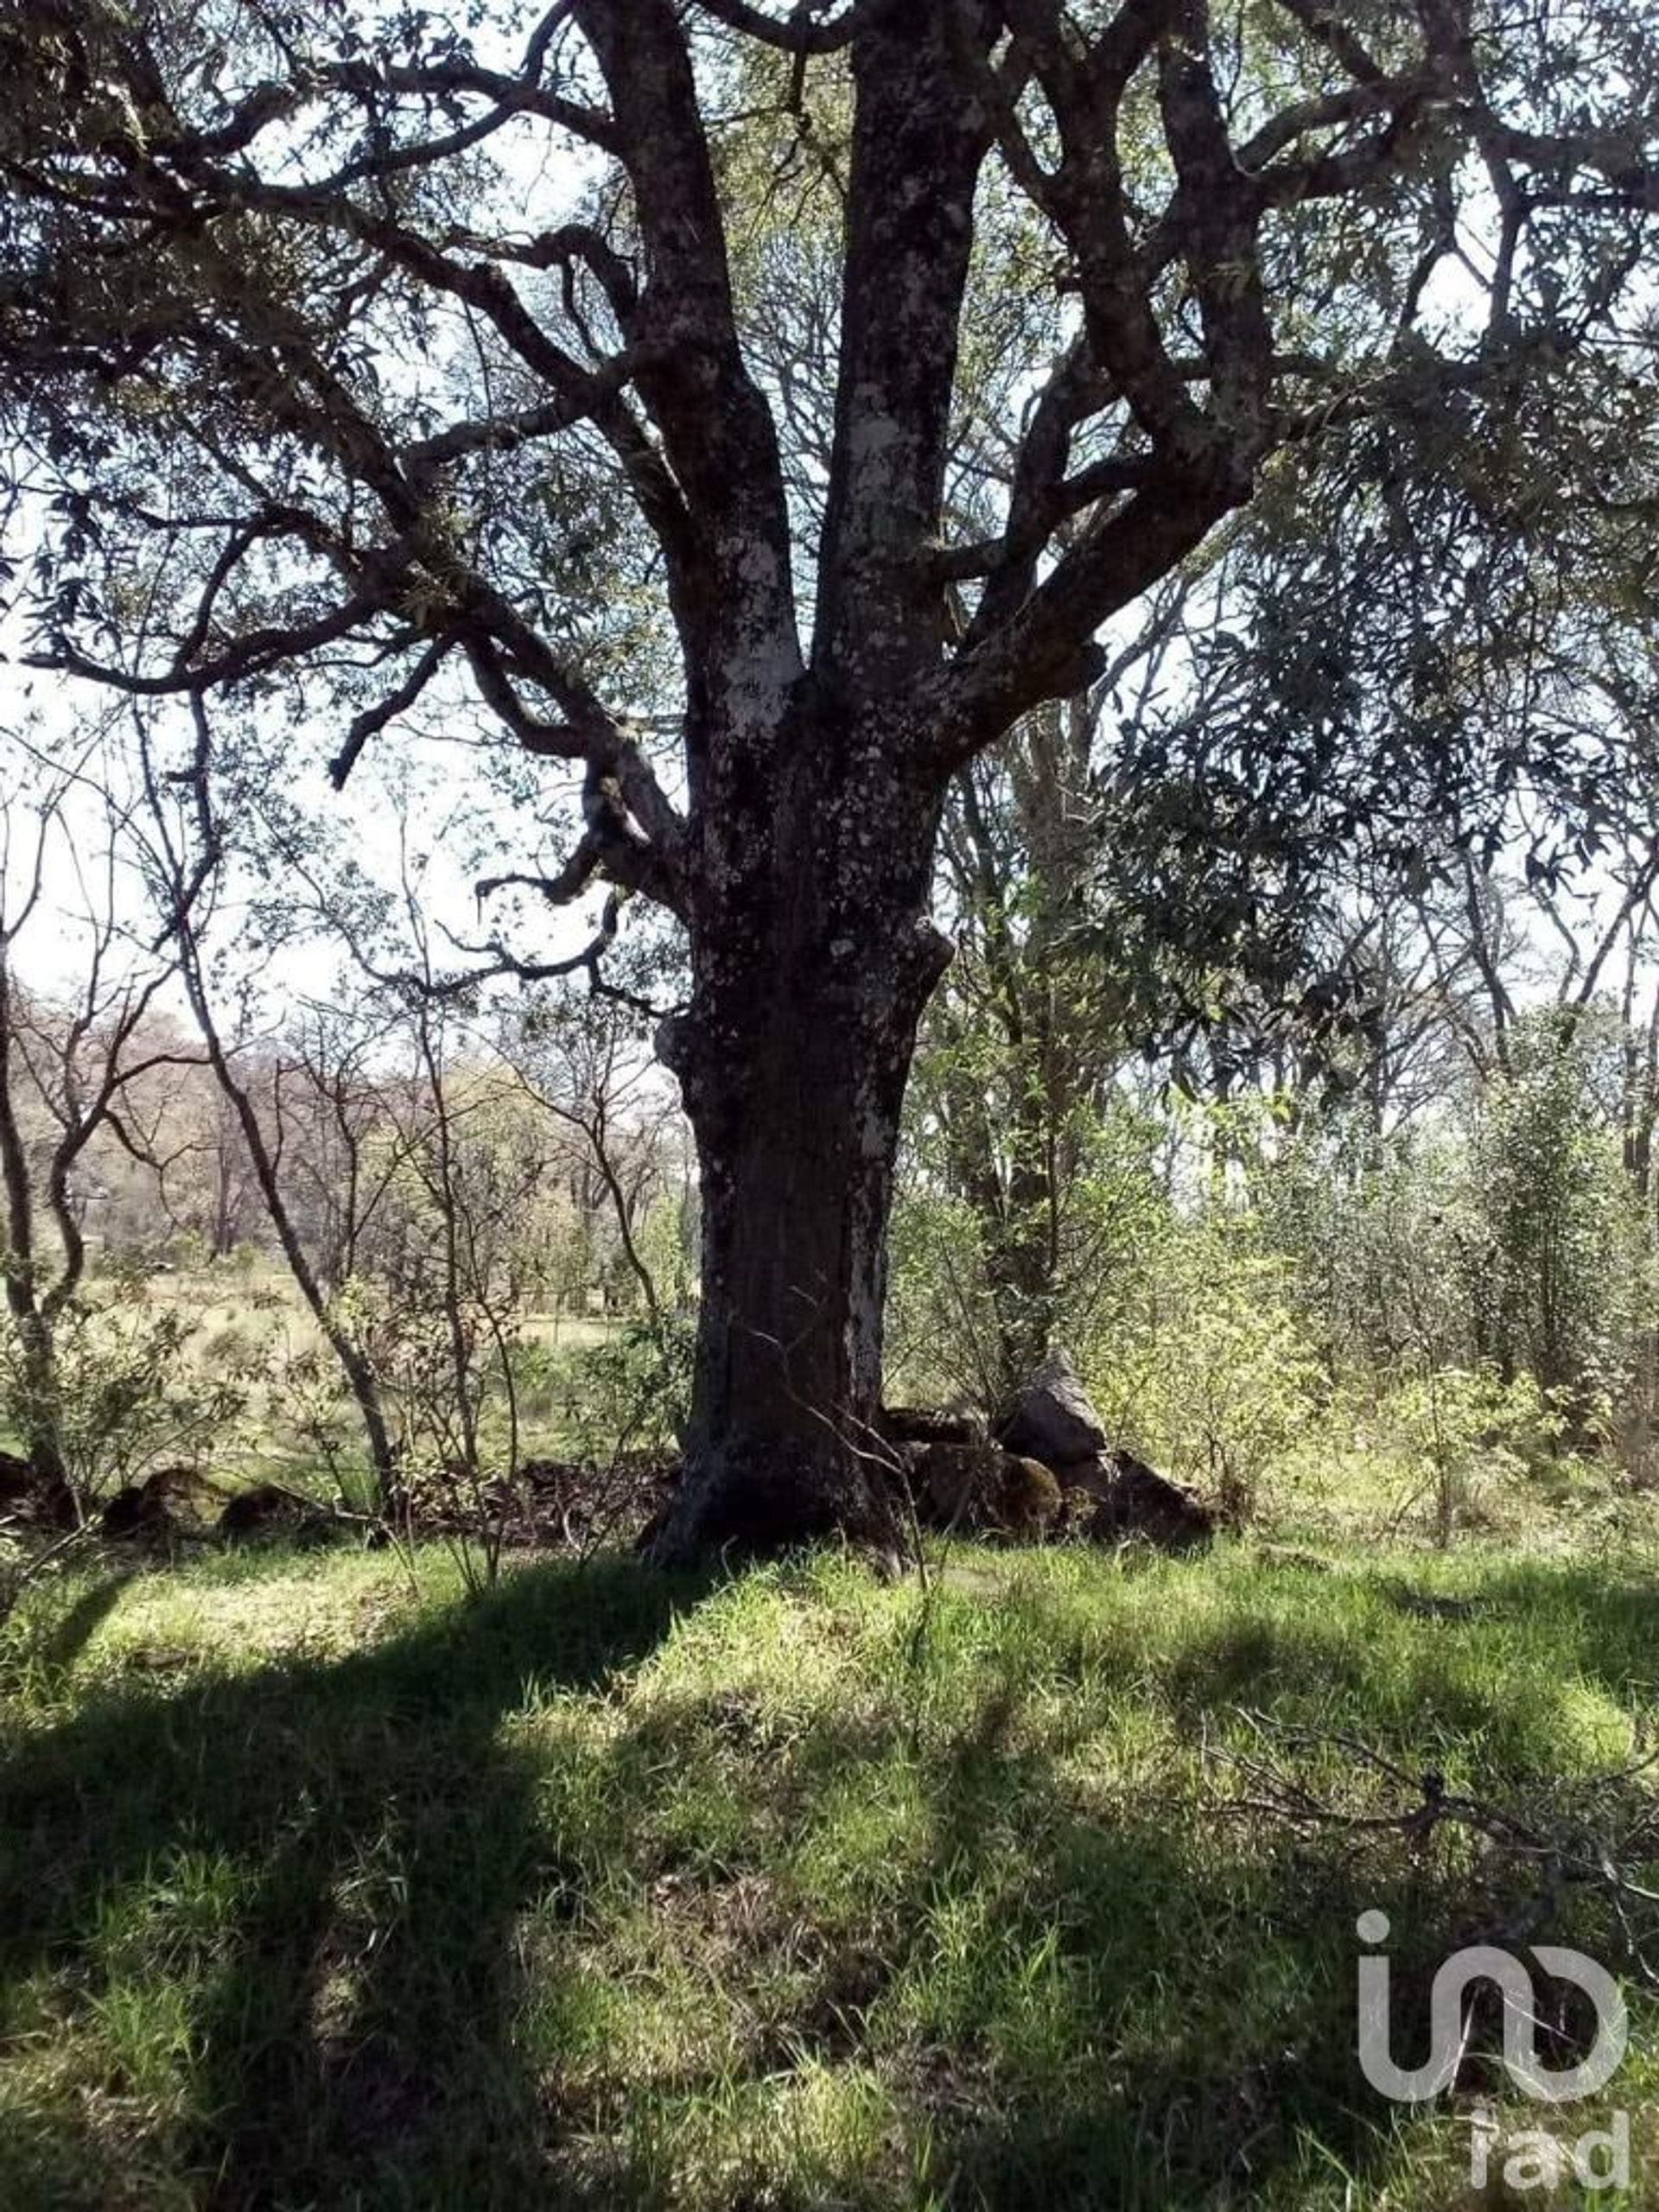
[0,728,190,1512]
[130,721,406,1507]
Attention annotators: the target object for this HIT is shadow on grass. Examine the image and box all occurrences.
[894,1564,1659,2209]
[0,1556,701,2211]
[4,1550,1659,2209]
[22,1568,134,1683]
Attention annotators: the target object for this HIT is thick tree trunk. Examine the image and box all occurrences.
[652,729,950,1563]
[662,997,913,1560]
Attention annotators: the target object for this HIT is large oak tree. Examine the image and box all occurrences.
[3,0,1656,1558]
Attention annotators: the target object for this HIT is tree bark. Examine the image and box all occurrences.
[638,1,997,1564]
[651,714,950,1563]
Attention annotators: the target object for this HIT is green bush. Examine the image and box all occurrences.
[0,1274,256,1503]
[556,1312,696,1461]
[1467,1011,1649,1417]
[1088,1212,1322,1522]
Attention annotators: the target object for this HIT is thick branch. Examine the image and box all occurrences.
[813,0,999,690]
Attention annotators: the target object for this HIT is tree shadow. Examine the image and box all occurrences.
[909,1688,1395,2206]
[584,1568,1659,2208]
[11,1567,134,1683]
[0,1555,702,2211]
[6,1552,1659,2209]
[890,1580,1659,2209]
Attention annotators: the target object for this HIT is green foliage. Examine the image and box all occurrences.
[627,1192,697,1316]
[890,1073,1169,1414]
[556,1310,696,1463]
[267,1340,376,1511]
[504,1336,564,1431]
[883,1182,994,1407]
[1088,1207,1323,1524]
[1374,1363,1595,1542]
[1467,1012,1649,1411]
[1257,1112,1477,1378]
[0,1273,256,1502]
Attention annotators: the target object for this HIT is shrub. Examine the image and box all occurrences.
[556,1312,696,1462]
[1097,1217,1322,1524]
[0,1273,256,1504]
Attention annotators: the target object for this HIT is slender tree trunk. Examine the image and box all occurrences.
[652,731,950,1562]
[984,1155,1063,1409]
[0,953,72,1507]
[6,1311,69,1499]
[181,960,401,1508]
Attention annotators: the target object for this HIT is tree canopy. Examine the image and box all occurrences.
[4,0,1657,1557]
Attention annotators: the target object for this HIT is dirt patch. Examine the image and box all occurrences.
[409,1452,680,1554]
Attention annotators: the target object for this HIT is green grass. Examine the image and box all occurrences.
[3,1538,1659,2208]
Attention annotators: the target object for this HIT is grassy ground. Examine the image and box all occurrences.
[3,1536,1659,2209]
